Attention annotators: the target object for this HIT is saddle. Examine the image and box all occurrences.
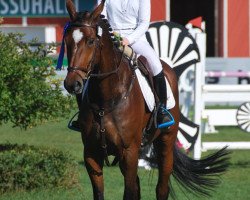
[121,45,157,101]
[121,45,162,141]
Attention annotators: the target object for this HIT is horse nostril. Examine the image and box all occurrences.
[64,80,75,94]
[74,81,82,93]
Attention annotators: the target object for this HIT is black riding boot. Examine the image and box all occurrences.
[153,71,175,128]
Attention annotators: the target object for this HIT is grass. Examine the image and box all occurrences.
[202,126,250,142]
[0,121,250,199]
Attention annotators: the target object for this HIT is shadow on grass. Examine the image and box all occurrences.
[230,160,250,168]
[78,156,119,167]
[0,143,18,152]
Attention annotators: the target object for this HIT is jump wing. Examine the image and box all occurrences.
[146,21,200,151]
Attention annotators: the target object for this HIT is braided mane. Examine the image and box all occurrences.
[97,15,121,48]
[71,10,120,49]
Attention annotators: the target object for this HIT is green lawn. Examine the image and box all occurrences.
[0,121,250,199]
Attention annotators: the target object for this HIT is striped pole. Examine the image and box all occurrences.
[205,71,250,77]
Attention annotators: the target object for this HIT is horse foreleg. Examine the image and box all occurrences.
[84,147,104,200]
[119,145,141,200]
[154,131,177,200]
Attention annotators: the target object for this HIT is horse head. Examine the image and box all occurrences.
[64,0,105,94]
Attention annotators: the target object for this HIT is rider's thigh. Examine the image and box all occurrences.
[131,40,162,76]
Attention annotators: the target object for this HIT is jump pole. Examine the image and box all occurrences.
[205,71,250,77]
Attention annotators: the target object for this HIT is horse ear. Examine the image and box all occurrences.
[66,0,77,21]
[90,0,105,23]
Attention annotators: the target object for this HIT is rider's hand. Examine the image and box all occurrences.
[122,37,130,46]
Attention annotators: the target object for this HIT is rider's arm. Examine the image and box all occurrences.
[126,0,150,44]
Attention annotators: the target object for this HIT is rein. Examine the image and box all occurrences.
[67,43,122,81]
[88,49,123,79]
[86,48,136,167]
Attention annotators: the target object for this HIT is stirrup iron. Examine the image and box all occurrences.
[158,107,175,129]
[68,111,81,132]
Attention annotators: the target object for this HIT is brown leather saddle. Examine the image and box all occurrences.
[122,45,155,92]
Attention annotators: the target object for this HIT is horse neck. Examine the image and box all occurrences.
[97,20,120,74]
[100,38,117,73]
[89,36,131,105]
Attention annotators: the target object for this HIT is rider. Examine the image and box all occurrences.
[98,0,174,129]
[71,0,174,130]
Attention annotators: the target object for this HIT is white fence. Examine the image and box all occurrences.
[189,25,250,159]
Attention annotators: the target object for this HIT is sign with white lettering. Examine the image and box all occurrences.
[0,0,96,17]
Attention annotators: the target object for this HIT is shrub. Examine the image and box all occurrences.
[0,31,75,129]
[0,143,79,193]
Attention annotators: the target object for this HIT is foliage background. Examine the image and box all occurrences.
[0,143,79,193]
[0,31,74,129]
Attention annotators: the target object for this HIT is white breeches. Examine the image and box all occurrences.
[131,40,162,76]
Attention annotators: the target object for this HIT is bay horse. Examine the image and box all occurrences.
[63,0,230,199]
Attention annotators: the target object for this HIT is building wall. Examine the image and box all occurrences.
[228,0,250,57]
[27,18,68,48]
[218,0,224,57]
[151,0,166,21]
[2,0,167,45]
[2,0,250,57]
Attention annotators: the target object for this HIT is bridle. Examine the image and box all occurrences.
[66,23,98,80]
[66,22,123,80]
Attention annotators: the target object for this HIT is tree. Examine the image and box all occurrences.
[0,31,74,129]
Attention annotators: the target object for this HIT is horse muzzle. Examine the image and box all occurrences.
[64,79,84,95]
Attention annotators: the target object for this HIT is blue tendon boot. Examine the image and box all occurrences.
[153,71,175,129]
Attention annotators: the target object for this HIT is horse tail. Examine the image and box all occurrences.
[172,145,231,197]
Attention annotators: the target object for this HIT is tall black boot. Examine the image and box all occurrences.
[153,71,175,128]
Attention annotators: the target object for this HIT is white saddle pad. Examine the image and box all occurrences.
[135,69,176,112]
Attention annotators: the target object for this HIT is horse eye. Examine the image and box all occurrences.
[87,38,95,46]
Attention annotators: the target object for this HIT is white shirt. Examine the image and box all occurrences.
[97,0,151,44]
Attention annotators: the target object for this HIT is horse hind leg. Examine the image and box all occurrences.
[153,127,178,200]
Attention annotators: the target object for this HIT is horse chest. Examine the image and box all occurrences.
[86,112,129,149]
